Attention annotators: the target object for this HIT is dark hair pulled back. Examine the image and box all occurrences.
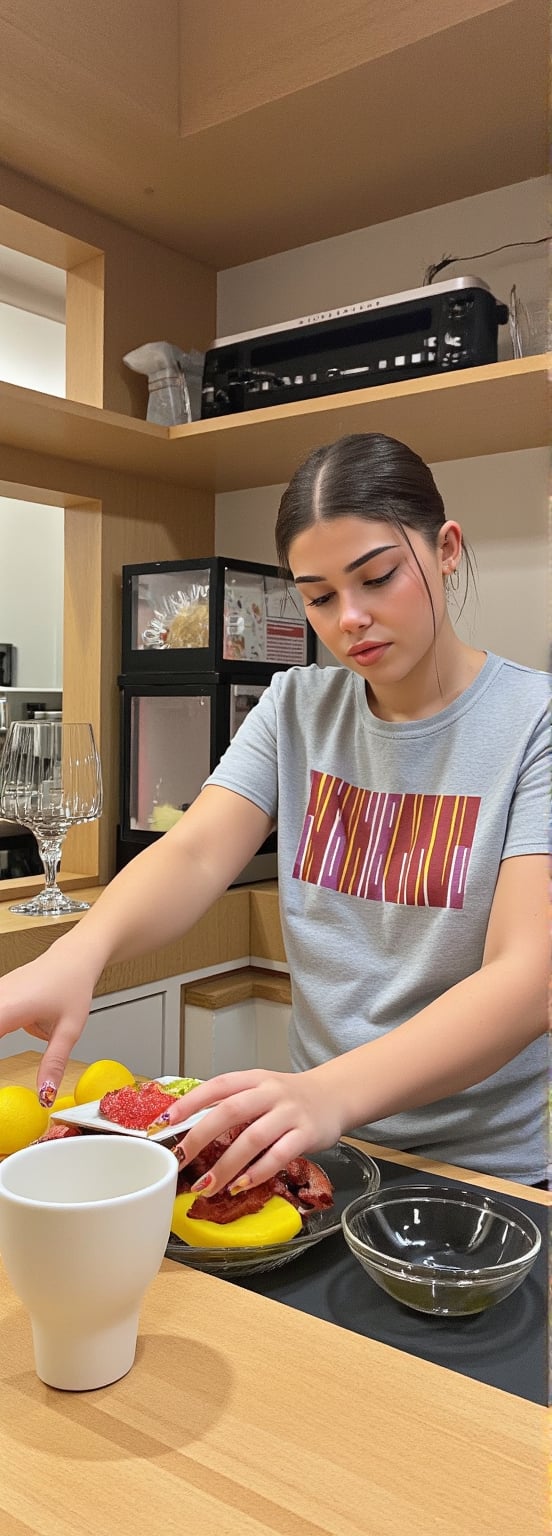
[276,433,445,566]
[276,433,475,616]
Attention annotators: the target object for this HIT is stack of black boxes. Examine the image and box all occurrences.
[117,557,315,883]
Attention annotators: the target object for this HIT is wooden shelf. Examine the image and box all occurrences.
[0,382,172,484]
[168,357,551,490]
[0,356,549,497]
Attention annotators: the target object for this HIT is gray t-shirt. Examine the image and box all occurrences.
[207,654,549,1182]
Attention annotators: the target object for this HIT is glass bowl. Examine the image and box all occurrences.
[341,1182,541,1317]
[165,1141,380,1277]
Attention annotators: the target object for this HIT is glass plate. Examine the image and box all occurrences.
[165,1140,380,1277]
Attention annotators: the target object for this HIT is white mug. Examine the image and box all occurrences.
[0,1134,178,1391]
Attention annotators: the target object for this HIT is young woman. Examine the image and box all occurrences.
[0,435,547,1189]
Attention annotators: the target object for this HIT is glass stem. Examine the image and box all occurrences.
[37,837,64,895]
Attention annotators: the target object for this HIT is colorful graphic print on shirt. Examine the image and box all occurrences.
[293,771,481,909]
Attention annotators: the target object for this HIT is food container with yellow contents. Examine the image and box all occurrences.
[165,1141,379,1278]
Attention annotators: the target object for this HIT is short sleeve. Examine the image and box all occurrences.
[203,673,283,821]
[501,702,550,858]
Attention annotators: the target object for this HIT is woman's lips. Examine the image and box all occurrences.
[347,642,391,666]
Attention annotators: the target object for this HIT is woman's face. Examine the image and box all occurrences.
[289,514,461,686]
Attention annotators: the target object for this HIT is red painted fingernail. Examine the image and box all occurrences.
[38,1081,57,1109]
[229,1175,250,1195]
[191,1171,215,1193]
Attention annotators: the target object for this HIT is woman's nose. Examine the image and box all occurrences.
[338,596,373,633]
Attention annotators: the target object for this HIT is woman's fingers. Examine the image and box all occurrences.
[165,1066,341,1194]
[25,1022,51,1043]
[175,1096,314,1195]
[165,1070,270,1127]
[169,1081,289,1171]
[221,1128,308,1195]
[37,1018,82,1105]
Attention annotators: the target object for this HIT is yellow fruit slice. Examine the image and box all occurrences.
[171,1192,302,1249]
[73,1059,135,1105]
[49,1094,76,1115]
[0,1086,49,1156]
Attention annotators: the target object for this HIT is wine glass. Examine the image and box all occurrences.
[0,720,103,916]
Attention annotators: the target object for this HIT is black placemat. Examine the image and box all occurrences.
[228,1158,549,1406]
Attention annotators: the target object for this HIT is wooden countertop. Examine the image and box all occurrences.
[0,881,284,992]
[0,1054,548,1536]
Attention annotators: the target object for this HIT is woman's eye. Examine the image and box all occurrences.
[363,567,397,588]
[307,566,398,607]
[308,592,333,608]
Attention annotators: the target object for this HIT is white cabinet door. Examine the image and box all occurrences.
[255,999,292,1071]
[183,1001,257,1079]
[183,997,292,1078]
[82,993,165,1078]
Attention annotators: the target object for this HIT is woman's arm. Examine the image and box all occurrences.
[0,786,273,1095]
[167,853,548,1192]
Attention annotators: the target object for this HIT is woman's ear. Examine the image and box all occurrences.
[438,521,463,576]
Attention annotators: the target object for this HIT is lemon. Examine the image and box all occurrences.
[73,1059,135,1105]
[49,1094,76,1115]
[171,1192,302,1249]
[0,1086,49,1155]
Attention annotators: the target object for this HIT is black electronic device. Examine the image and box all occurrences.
[201,277,509,418]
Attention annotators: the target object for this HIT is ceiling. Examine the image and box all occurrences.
[0,0,547,270]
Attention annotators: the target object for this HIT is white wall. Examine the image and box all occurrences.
[0,498,64,688]
[215,178,548,670]
[217,179,547,347]
[0,298,65,393]
[0,289,66,688]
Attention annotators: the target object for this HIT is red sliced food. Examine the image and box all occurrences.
[177,1123,335,1226]
[177,1123,245,1185]
[34,1122,82,1142]
[278,1157,334,1209]
[100,1081,177,1130]
[189,1180,278,1224]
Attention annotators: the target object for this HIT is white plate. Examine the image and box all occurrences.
[51,1076,211,1141]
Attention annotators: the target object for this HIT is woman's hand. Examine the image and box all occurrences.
[0,943,97,1105]
[162,1064,346,1195]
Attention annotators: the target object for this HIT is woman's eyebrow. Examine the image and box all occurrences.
[294,545,398,583]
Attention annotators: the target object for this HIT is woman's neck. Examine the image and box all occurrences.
[366,629,487,723]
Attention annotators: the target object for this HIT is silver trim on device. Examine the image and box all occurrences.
[211,277,493,350]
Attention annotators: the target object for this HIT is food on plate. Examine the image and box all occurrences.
[74,1058,135,1105]
[162,1077,201,1096]
[99,1081,177,1130]
[171,1191,302,1248]
[170,1125,335,1248]
[35,1121,83,1142]
[0,1085,49,1155]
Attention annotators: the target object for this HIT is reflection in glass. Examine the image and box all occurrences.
[129,694,211,833]
[230,684,266,739]
[223,568,307,664]
[0,721,103,916]
[132,569,211,651]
